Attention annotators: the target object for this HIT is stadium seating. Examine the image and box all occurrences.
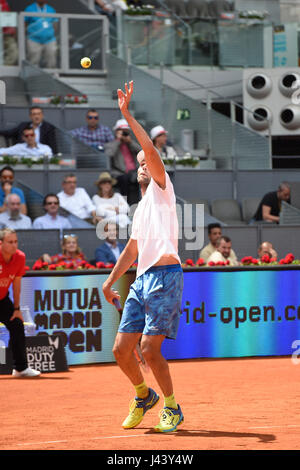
[241,197,261,224]
[211,199,246,225]
[187,198,211,214]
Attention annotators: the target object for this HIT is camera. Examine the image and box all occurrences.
[122,130,130,137]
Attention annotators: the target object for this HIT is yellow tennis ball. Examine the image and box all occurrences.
[81,57,91,69]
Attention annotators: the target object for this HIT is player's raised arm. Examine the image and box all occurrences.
[117,81,165,188]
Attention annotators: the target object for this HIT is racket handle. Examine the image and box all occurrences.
[113,298,122,312]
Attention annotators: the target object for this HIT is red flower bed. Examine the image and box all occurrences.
[32,259,110,271]
[29,253,300,271]
[207,260,230,266]
[279,253,295,265]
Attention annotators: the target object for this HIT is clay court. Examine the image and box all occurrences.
[0,356,299,451]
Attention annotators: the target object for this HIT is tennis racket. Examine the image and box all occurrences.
[113,298,149,373]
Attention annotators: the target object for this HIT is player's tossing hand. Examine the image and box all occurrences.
[117,81,133,114]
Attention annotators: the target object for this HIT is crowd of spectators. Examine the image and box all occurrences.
[0,161,133,268]
[0,99,291,269]
[197,223,279,267]
[0,1,293,269]
[0,106,57,154]
[0,97,292,270]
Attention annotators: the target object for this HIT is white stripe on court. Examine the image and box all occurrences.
[248,424,300,430]
[11,423,300,448]
[16,434,144,447]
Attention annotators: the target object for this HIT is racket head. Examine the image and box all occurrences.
[134,343,150,373]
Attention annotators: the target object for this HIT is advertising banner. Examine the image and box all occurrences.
[5,268,300,366]
[18,272,134,366]
[0,334,68,374]
[162,269,300,359]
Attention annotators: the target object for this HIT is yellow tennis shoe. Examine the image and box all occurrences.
[154,405,184,433]
[122,388,160,429]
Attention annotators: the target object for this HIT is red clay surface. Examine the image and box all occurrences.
[0,357,299,450]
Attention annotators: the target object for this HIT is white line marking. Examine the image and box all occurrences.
[91,434,143,440]
[12,423,300,448]
[249,424,300,430]
[16,434,144,447]
[17,440,68,446]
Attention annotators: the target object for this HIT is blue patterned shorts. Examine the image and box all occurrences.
[119,264,183,339]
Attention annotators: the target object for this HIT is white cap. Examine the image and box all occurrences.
[113,119,130,130]
[150,125,167,140]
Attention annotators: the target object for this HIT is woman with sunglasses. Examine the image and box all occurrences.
[39,234,87,267]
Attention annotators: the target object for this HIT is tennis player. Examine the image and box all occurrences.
[102,81,184,432]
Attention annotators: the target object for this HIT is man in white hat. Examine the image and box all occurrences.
[105,118,141,205]
[150,125,177,162]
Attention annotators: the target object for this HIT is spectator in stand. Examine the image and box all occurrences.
[0,126,52,160]
[92,172,131,228]
[0,194,32,229]
[57,174,97,225]
[33,193,72,235]
[105,119,141,204]
[199,223,238,263]
[24,0,58,69]
[0,106,57,154]
[70,109,114,150]
[0,0,18,66]
[258,241,278,261]
[95,222,125,264]
[253,182,291,224]
[150,125,178,162]
[0,166,27,215]
[40,234,87,267]
[94,0,127,16]
[206,235,239,266]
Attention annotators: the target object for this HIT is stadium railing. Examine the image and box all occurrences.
[105,52,272,171]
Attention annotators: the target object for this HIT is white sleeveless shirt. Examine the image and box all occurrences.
[131,172,181,278]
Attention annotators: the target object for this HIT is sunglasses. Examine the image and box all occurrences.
[24,133,35,137]
[87,116,99,120]
[46,201,59,205]
[63,234,77,239]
